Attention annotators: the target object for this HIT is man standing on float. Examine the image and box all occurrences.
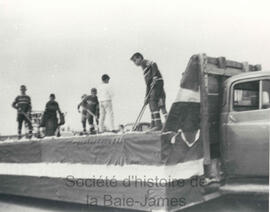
[12,85,33,139]
[130,52,167,131]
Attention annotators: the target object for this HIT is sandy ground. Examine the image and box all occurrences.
[0,193,268,212]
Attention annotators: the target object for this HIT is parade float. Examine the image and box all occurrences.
[0,54,268,212]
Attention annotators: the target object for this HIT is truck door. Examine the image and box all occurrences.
[224,78,270,177]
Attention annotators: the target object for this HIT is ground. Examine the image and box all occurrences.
[0,193,268,212]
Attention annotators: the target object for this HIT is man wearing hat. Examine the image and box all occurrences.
[12,85,33,139]
[130,52,167,131]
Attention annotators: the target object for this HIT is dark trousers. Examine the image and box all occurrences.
[148,81,164,129]
[81,111,97,131]
[82,115,94,129]
[17,113,33,134]
[45,117,58,136]
[149,81,164,112]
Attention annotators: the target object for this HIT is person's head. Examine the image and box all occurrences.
[20,85,27,94]
[49,93,55,101]
[130,52,144,66]
[101,74,110,83]
[91,88,97,96]
[81,94,87,100]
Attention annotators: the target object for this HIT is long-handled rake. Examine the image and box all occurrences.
[132,83,155,131]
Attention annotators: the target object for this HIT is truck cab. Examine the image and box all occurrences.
[221,71,270,178]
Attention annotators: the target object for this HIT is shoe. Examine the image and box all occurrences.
[27,134,33,139]
[150,119,162,131]
[148,126,162,132]
[90,128,96,135]
[150,120,155,129]
[26,131,33,139]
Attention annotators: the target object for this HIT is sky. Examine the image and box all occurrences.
[0,0,270,135]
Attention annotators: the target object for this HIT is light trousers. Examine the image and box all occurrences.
[99,100,115,131]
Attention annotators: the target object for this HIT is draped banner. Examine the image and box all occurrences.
[0,130,205,211]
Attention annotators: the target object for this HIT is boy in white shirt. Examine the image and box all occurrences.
[98,74,115,132]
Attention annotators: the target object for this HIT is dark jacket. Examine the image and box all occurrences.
[78,95,100,118]
[142,60,163,98]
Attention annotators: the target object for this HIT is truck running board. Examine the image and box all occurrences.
[220,184,269,194]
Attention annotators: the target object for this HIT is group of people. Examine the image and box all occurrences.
[12,52,168,138]
[77,74,115,134]
[12,86,64,139]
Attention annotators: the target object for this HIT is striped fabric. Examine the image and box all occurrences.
[0,129,204,211]
[12,95,31,112]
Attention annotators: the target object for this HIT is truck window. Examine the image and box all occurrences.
[233,80,259,111]
[262,80,270,109]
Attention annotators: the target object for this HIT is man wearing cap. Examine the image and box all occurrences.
[98,74,115,132]
[78,88,100,134]
[12,85,33,139]
[130,52,167,131]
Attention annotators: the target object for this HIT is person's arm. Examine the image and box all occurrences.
[151,62,160,84]
[144,67,152,104]
[77,102,82,112]
[43,102,49,114]
[28,96,32,112]
[40,103,48,128]
[96,97,100,119]
[40,102,49,127]
[57,102,62,114]
[12,97,18,109]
